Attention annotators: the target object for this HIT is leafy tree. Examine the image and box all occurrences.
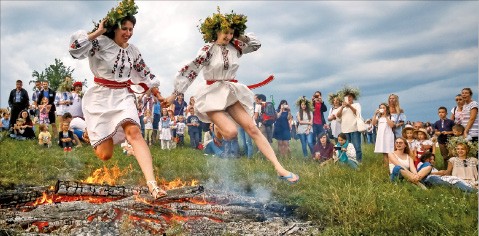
[29,58,75,91]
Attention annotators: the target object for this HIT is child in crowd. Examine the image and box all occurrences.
[121,140,134,156]
[159,108,172,150]
[187,107,201,149]
[38,97,51,125]
[452,124,465,137]
[416,152,437,182]
[168,109,177,149]
[402,125,418,158]
[38,124,52,148]
[313,132,334,164]
[334,133,359,170]
[0,113,10,132]
[58,122,75,152]
[143,109,154,146]
[414,128,433,168]
[11,118,26,140]
[433,106,455,165]
[372,103,395,166]
[176,115,186,147]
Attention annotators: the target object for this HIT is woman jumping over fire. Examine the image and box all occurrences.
[68,0,167,198]
[165,7,299,183]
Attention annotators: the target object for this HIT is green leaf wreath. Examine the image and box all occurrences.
[90,0,139,33]
[198,6,248,43]
[447,136,478,157]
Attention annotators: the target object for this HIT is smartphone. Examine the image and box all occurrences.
[344,96,349,104]
[334,146,342,150]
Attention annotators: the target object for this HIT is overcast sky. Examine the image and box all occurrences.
[1,1,477,122]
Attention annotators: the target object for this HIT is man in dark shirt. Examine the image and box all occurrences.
[8,80,29,131]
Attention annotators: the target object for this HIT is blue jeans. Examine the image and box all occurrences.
[238,127,253,158]
[73,129,84,142]
[139,115,145,135]
[346,131,362,162]
[312,123,324,143]
[390,165,405,182]
[222,138,239,158]
[424,175,477,193]
[340,159,359,170]
[204,142,224,156]
[188,130,201,149]
[297,133,314,157]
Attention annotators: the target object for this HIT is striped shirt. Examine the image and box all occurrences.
[461,100,478,138]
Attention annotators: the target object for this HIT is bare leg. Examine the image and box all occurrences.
[123,122,166,197]
[207,102,298,181]
[94,138,114,161]
[383,153,389,167]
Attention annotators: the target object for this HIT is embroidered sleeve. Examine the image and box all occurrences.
[232,32,261,56]
[54,93,60,106]
[173,44,213,94]
[69,30,107,59]
[129,45,160,91]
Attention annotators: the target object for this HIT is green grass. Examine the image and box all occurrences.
[0,134,477,235]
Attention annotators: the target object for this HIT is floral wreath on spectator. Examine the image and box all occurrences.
[198,6,248,43]
[58,77,73,92]
[327,92,342,105]
[447,136,478,157]
[90,0,139,33]
[337,85,361,100]
[295,96,313,111]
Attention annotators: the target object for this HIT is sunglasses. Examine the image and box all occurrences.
[463,159,468,167]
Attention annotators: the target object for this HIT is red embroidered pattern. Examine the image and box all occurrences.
[221,46,229,70]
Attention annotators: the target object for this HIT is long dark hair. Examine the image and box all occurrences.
[277,100,288,111]
[299,101,312,121]
[104,15,137,40]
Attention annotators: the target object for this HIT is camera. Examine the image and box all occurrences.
[378,109,384,113]
[314,95,320,98]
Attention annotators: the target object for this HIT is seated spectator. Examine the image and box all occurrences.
[10,118,27,140]
[0,113,10,132]
[334,133,359,170]
[69,117,88,143]
[58,122,75,152]
[18,110,35,139]
[416,151,436,182]
[313,132,334,164]
[203,123,224,157]
[425,138,478,193]
[38,124,52,148]
[388,137,426,189]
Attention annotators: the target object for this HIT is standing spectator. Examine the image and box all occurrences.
[37,81,57,139]
[168,109,178,149]
[273,100,293,158]
[366,119,376,144]
[336,90,363,162]
[38,97,52,125]
[311,91,328,143]
[256,94,274,143]
[327,94,342,142]
[460,88,478,142]
[186,96,195,116]
[68,81,84,118]
[30,80,43,123]
[295,96,314,158]
[143,109,154,146]
[433,106,455,164]
[139,91,155,135]
[451,94,464,125]
[372,103,395,166]
[8,80,30,131]
[388,94,406,139]
[186,107,201,149]
[159,108,172,150]
[55,77,74,128]
[171,93,188,117]
[176,115,186,147]
[152,99,161,145]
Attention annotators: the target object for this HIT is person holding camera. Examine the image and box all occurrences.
[372,103,395,167]
[273,100,293,158]
[311,91,328,143]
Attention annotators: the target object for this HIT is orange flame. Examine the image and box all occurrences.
[159,178,199,190]
[82,165,132,185]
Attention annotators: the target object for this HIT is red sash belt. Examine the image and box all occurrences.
[206,79,238,85]
[94,77,149,94]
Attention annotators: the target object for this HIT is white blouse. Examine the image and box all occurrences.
[68,30,160,91]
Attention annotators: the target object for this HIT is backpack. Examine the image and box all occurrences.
[259,102,276,126]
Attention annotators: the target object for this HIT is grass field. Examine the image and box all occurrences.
[0,133,477,235]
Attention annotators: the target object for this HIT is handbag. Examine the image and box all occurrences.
[355,114,368,132]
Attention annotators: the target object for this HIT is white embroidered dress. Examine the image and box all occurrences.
[69,30,160,147]
[173,33,261,123]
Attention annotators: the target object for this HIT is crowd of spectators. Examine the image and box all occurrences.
[1,80,477,192]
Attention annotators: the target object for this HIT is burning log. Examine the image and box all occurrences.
[55,180,149,197]
[0,190,48,208]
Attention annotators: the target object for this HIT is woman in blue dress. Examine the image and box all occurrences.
[273,100,292,157]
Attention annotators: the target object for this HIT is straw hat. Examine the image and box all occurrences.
[414,128,430,139]
[401,124,414,138]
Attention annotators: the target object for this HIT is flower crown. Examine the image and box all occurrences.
[327,93,342,105]
[295,96,313,111]
[58,77,73,92]
[447,136,478,157]
[337,85,361,100]
[198,6,248,43]
[91,0,139,33]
